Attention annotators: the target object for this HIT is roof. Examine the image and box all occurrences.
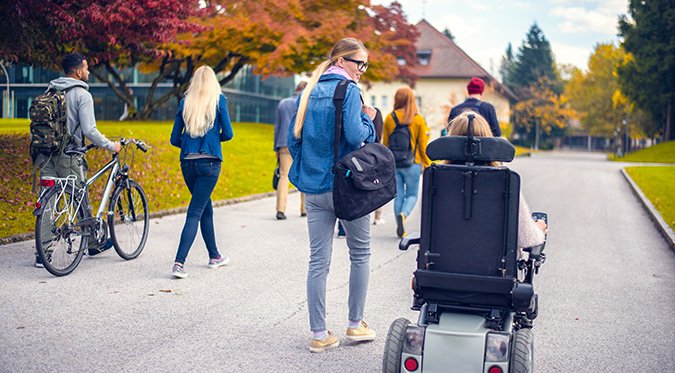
[412,20,518,101]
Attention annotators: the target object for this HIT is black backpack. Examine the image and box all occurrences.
[388,112,417,168]
[331,80,396,221]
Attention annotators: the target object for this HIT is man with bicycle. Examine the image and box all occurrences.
[35,53,121,267]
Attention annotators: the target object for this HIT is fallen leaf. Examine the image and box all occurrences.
[17,326,25,329]
[159,289,172,293]
[38,281,47,284]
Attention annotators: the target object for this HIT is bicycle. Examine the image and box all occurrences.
[33,138,151,276]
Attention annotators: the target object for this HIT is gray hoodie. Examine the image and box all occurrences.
[48,77,115,152]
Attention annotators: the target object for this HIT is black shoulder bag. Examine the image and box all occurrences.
[332,80,396,221]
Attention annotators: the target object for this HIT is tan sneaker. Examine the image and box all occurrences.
[309,332,339,353]
[346,321,376,341]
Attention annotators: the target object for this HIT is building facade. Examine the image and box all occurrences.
[0,63,295,124]
[365,20,517,132]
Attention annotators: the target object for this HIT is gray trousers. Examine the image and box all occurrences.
[305,191,371,331]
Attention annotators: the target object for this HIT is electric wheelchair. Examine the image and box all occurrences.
[382,124,547,373]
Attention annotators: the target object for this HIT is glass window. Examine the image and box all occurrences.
[382,95,388,109]
[370,95,376,107]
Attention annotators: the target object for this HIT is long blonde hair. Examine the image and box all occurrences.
[393,87,417,124]
[293,38,367,139]
[447,111,501,167]
[182,65,221,138]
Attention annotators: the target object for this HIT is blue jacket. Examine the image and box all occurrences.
[170,94,234,161]
[288,74,375,195]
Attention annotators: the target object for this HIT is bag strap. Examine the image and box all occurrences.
[390,111,418,161]
[333,79,356,164]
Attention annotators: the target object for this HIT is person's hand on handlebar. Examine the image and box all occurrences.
[535,219,548,235]
[113,142,122,153]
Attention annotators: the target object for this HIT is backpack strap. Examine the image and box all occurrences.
[474,99,482,111]
[333,79,356,164]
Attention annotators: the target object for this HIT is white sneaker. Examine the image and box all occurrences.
[373,218,386,225]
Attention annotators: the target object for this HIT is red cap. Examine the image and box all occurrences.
[467,77,485,94]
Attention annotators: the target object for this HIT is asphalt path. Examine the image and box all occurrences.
[1,151,673,372]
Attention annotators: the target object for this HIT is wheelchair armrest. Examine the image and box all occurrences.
[523,241,546,260]
[399,232,420,251]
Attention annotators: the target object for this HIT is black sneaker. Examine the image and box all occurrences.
[396,213,406,238]
[276,211,287,220]
[35,255,44,268]
[89,238,113,256]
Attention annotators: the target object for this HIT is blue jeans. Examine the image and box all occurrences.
[174,159,222,264]
[394,163,421,218]
[305,192,371,331]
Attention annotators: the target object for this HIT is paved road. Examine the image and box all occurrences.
[1,151,673,372]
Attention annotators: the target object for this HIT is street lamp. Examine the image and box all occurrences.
[0,61,10,118]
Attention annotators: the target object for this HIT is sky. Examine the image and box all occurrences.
[371,0,630,78]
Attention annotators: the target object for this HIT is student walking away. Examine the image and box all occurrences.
[33,53,121,268]
[445,111,547,255]
[274,81,308,220]
[382,87,431,238]
[446,77,501,137]
[288,37,378,352]
[169,65,234,279]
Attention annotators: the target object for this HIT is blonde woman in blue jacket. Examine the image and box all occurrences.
[288,38,378,352]
[170,66,234,278]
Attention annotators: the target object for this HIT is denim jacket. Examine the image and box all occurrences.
[170,94,234,161]
[288,74,375,195]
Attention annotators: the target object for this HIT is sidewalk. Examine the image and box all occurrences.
[0,190,420,372]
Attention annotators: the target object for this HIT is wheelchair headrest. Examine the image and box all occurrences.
[426,136,516,163]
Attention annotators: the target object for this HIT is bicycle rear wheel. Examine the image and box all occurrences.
[108,180,149,260]
[35,185,88,276]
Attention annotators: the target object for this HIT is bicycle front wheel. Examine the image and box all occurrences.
[108,180,149,260]
[35,185,87,276]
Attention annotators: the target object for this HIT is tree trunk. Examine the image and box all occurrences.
[534,119,540,151]
[665,98,674,141]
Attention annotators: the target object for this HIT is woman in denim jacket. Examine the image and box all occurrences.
[170,66,234,278]
[288,38,378,352]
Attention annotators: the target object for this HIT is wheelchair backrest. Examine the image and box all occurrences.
[418,136,520,278]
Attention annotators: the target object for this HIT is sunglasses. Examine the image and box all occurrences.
[342,57,369,72]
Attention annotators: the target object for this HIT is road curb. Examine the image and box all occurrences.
[621,168,675,252]
[0,188,295,246]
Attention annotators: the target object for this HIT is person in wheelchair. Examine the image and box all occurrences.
[382,111,549,373]
[445,111,548,255]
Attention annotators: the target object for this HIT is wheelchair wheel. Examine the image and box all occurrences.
[108,180,149,260]
[510,328,533,373]
[382,318,411,373]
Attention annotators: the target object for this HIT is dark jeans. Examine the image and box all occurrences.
[174,159,222,264]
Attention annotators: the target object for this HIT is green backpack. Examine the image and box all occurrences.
[29,86,77,192]
[29,87,75,160]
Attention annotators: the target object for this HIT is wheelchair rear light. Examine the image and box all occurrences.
[488,366,503,373]
[35,201,41,208]
[485,333,509,362]
[404,357,419,371]
[402,326,425,355]
[40,179,55,187]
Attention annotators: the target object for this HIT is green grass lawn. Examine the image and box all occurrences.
[0,119,277,238]
[610,140,675,163]
[625,166,675,231]
[610,140,675,232]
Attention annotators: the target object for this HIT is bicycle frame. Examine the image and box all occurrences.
[84,155,121,220]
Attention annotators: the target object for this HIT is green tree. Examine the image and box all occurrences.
[510,23,559,93]
[442,28,455,41]
[618,0,675,141]
[499,43,515,86]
